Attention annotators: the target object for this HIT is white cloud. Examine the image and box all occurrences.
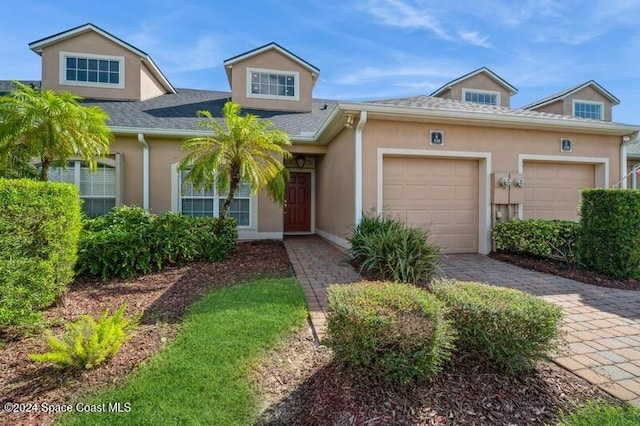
[458,30,492,48]
[362,0,451,39]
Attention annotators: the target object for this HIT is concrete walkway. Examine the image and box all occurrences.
[284,236,640,406]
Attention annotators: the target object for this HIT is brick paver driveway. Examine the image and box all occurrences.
[284,236,640,406]
[441,254,640,406]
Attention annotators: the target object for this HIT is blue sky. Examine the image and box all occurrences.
[1,0,639,123]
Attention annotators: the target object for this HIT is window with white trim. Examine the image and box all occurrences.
[179,171,251,226]
[247,68,298,100]
[60,52,124,89]
[573,100,603,120]
[463,89,499,106]
[48,161,117,216]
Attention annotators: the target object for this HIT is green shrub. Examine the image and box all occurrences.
[30,304,139,369]
[348,213,440,285]
[492,219,579,263]
[76,206,238,279]
[326,281,455,384]
[431,280,563,375]
[577,189,640,279]
[557,401,640,425]
[0,179,81,330]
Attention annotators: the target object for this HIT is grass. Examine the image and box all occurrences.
[557,401,640,425]
[61,277,307,426]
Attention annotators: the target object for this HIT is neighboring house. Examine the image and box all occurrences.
[3,23,639,254]
[430,66,518,108]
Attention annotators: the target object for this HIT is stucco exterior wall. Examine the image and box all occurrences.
[529,87,614,121]
[447,73,512,107]
[140,64,166,101]
[110,135,283,233]
[110,136,143,206]
[229,49,315,112]
[39,31,166,101]
[316,129,355,240]
[360,118,621,213]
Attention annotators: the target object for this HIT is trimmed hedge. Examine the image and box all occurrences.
[326,281,455,384]
[577,189,640,279]
[348,213,440,285]
[0,179,82,330]
[431,280,563,375]
[76,206,238,279]
[492,219,579,263]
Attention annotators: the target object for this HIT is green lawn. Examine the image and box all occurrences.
[61,277,307,426]
[557,401,640,425]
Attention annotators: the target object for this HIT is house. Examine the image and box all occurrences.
[4,23,639,254]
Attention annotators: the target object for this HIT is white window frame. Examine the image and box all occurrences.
[572,99,604,120]
[462,88,500,106]
[172,165,254,228]
[246,67,299,101]
[44,156,122,215]
[59,51,125,89]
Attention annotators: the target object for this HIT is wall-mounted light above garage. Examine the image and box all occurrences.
[560,138,572,152]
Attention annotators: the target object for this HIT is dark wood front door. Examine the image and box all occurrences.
[284,172,311,232]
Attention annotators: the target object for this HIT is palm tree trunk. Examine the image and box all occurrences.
[40,158,50,181]
[217,167,240,232]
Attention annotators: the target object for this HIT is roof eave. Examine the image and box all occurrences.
[338,102,639,136]
[223,42,320,75]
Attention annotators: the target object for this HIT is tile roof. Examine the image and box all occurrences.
[365,94,610,123]
[0,80,41,93]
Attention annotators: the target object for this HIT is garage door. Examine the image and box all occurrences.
[383,157,478,253]
[523,162,595,221]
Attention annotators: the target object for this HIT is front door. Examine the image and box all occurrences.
[284,172,311,232]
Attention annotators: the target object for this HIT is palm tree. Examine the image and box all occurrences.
[179,101,292,221]
[0,81,113,181]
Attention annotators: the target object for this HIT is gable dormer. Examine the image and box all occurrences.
[29,23,175,101]
[523,81,619,122]
[223,43,319,112]
[431,67,517,108]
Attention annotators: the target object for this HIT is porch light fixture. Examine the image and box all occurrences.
[295,155,307,169]
[345,114,355,128]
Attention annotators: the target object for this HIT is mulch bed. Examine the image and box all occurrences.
[490,251,640,291]
[0,240,292,426]
[253,330,616,426]
[1,240,625,426]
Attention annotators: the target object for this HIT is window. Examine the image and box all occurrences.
[60,52,124,89]
[179,171,251,226]
[573,100,604,120]
[462,89,500,106]
[247,68,299,100]
[48,161,117,216]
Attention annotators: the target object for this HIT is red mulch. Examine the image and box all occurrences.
[490,252,640,291]
[0,240,292,426]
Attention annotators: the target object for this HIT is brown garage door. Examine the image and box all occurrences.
[383,157,478,253]
[523,162,595,221]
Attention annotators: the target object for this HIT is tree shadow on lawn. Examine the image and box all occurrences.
[257,355,615,426]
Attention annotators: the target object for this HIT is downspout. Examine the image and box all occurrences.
[354,111,368,226]
[137,133,150,210]
[619,132,638,189]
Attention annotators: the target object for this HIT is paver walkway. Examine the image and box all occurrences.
[284,236,640,406]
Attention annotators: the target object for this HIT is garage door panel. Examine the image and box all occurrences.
[383,157,478,253]
[523,162,594,221]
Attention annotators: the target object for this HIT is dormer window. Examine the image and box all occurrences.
[247,68,299,101]
[573,100,604,120]
[60,52,124,89]
[462,88,500,106]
